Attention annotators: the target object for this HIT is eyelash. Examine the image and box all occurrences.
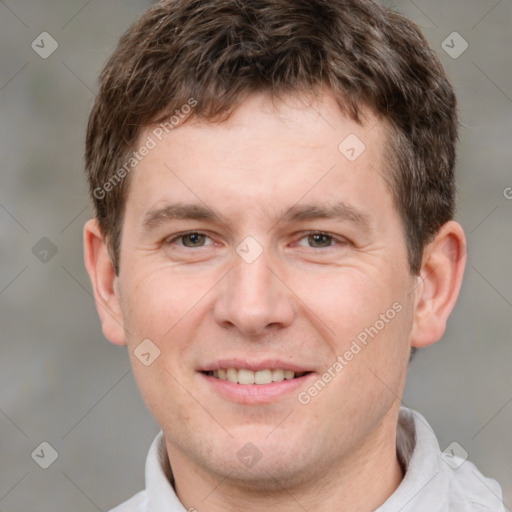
[164,230,348,249]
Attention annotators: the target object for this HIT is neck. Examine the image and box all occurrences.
[166,408,404,512]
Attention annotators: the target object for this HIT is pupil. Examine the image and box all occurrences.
[310,234,330,247]
[185,233,204,246]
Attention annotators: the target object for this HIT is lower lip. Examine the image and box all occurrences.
[200,372,316,404]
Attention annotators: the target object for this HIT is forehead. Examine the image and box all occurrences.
[125,90,395,231]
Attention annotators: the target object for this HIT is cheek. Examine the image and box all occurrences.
[296,266,407,345]
[130,362,195,441]
[121,269,204,429]
[121,266,213,340]
[305,275,413,409]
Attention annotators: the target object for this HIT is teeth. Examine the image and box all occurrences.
[226,368,238,383]
[238,369,255,385]
[211,368,307,384]
[272,369,284,382]
[255,369,272,384]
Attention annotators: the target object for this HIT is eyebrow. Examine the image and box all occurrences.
[281,203,372,232]
[142,201,372,233]
[142,203,219,230]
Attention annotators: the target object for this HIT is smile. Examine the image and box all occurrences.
[203,368,310,385]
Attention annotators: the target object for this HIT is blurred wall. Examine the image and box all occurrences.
[1,0,511,510]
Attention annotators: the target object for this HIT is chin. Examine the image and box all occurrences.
[215,456,319,493]
[201,432,323,490]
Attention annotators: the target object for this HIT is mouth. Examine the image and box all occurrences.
[202,368,312,385]
[199,363,315,404]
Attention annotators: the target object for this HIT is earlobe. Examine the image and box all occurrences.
[410,221,466,348]
[83,218,127,346]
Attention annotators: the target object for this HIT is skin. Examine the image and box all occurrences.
[84,89,466,512]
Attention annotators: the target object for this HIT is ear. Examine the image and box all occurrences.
[410,220,466,348]
[83,218,127,346]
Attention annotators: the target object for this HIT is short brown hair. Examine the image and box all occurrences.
[85,0,458,275]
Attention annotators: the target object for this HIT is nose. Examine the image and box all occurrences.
[213,250,295,337]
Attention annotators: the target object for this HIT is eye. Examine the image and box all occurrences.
[294,231,346,249]
[166,231,213,248]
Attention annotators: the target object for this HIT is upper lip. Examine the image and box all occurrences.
[199,359,315,373]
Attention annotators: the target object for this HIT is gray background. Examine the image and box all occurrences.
[0,0,511,510]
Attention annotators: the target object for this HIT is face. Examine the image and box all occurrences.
[114,90,418,487]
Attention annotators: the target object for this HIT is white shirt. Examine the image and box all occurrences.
[110,407,505,511]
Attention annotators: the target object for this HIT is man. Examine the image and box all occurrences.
[83,0,505,510]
